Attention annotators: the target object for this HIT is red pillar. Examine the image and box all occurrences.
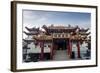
[40,41,44,60]
[70,41,72,56]
[69,39,72,57]
[67,40,69,55]
[50,43,53,59]
[67,41,69,55]
[55,45,57,54]
[77,41,81,58]
[67,39,72,56]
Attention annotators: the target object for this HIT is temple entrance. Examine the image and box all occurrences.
[53,39,69,60]
[54,39,67,50]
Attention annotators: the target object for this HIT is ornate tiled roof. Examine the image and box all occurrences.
[24,24,90,41]
[25,26,39,31]
[43,24,78,30]
[79,28,89,32]
[23,31,39,35]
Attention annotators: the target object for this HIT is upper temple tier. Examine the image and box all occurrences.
[24,24,90,41]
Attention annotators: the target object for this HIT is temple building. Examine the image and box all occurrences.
[23,24,91,62]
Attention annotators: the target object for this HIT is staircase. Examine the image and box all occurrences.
[53,50,69,61]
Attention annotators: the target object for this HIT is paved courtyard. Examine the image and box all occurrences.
[53,50,70,61]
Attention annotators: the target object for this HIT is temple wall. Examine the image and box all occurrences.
[27,42,41,53]
[26,36,33,40]
[26,42,51,53]
[72,43,78,58]
[72,42,89,59]
[44,43,51,53]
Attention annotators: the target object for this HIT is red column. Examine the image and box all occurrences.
[70,41,72,56]
[69,39,72,57]
[67,40,69,55]
[55,45,57,54]
[50,43,53,59]
[40,41,44,60]
[77,41,81,58]
[67,39,72,56]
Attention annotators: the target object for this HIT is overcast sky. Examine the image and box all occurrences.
[23,10,91,38]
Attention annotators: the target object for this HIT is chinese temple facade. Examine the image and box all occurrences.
[23,24,91,62]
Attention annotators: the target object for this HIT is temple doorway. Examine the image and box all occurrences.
[53,39,68,60]
[54,39,67,50]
